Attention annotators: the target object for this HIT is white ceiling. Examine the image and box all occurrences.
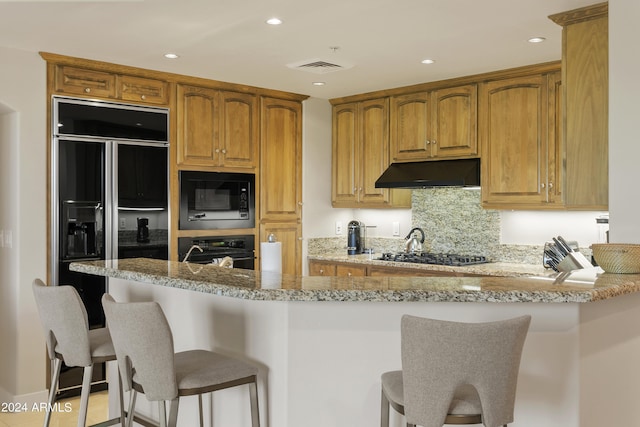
[0,0,598,99]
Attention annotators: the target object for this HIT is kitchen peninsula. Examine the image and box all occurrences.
[72,259,640,427]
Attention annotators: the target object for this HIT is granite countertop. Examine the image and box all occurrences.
[308,253,550,278]
[70,258,640,303]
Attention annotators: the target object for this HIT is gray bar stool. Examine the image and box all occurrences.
[381,315,531,427]
[101,293,260,427]
[32,278,124,427]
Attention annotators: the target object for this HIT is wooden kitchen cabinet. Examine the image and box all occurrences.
[260,222,302,277]
[332,98,410,208]
[259,97,304,275]
[176,84,257,169]
[389,84,478,162]
[259,97,303,222]
[54,65,117,99]
[120,74,169,105]
[480,70,563,209]
[549,3,608,210]
[53,65,169,105]
[308,260,482,277]
[308,260,337,276]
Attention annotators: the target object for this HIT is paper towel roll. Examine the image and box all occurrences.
[261,241,282,274]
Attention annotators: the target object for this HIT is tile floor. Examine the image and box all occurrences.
[0,391,109,427]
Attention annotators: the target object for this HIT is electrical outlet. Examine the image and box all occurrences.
[392,222,400,236]
[120,218,126,229]
[335,221,343,235]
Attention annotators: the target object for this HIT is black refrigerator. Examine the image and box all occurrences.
[50,96,170,397]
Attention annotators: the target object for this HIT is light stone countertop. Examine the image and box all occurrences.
[308,253,551,277]
[70,258,640,303]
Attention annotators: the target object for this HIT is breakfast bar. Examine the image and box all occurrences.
[71,258,640,427]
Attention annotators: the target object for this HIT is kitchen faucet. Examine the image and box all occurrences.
[183,244,203,263]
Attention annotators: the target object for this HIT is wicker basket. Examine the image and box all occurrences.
[591,244,640,274]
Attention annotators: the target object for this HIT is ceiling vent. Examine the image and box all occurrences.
[287,58,354,74]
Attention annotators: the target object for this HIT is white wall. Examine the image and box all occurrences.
[0,47,47,403]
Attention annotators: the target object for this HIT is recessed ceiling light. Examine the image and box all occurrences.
[528,37,546,43]
[312,82,326,86]
[164,53,179,59]
[266,17,283,25]
[421,59,435,64]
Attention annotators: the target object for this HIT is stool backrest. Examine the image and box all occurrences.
[102,294,178,401]
[32,278,92,367]
[401,315,531,427]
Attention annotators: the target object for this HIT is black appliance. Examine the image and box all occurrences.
[51,96,169,397]
[178,235,255,269]
[375,158,480,189]
[179,171,255,230]
[347,220,363,255]
[378,252,489,266]
[137,217,150,243]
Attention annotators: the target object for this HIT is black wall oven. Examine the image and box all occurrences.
[178,235,255,269]
[179,171,255,230]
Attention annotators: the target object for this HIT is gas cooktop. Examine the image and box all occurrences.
[378,252,489,266]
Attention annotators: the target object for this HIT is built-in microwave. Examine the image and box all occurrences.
[179,171,255,230]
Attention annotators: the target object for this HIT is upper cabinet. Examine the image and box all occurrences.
[480,70,563,209]
[176,84,258,170]
[389,84,478,162]
[550,3,608,210]
[260,96,303,222]
[332,98,410,208]
[52,64,169,105]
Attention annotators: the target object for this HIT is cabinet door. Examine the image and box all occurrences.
[359,98,390,205]
[120,75,169,105]
[54,65,116,99]
[480,75,549,206]
[176,84,219,167]
[308,261,337,276]
[390,92,430,161]
[219,91,258,169]
[260,97,302,221]
[564,15,608,209]
[431,84,478,158]
[260,222,301,276]
[332,103,358,205]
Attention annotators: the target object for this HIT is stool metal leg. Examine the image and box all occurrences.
[249,380,260,427]
[43,358,62,427]
[77,364,94,427]
[380,388,390,427]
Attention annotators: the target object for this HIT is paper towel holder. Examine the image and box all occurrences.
[267,233,277,243]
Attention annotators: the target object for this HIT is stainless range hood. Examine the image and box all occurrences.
[375,158,480,189]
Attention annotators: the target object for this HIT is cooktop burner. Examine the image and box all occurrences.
[378,252,489,266]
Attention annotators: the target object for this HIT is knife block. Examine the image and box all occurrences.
[557,252,593,272]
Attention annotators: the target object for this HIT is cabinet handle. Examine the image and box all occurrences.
[432,140,437,146]
[549,182,554,189]
[215,148,220,153]
[319,269,324,275]
[141,95,146,100]
[221,149,226,154]
[541,183,546,189]
[425,140,431,145]
[298,201,303,206]
[84,88,91,93]
[347,272,352,277]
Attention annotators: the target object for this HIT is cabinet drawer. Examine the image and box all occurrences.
[120,75,169,105]
[55,65,116,98]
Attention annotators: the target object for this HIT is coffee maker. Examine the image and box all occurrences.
[347,220,363,255]
[137,217,150,243]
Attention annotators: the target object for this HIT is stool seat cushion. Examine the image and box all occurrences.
[382,370,482,416]
[174,349,259,395]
